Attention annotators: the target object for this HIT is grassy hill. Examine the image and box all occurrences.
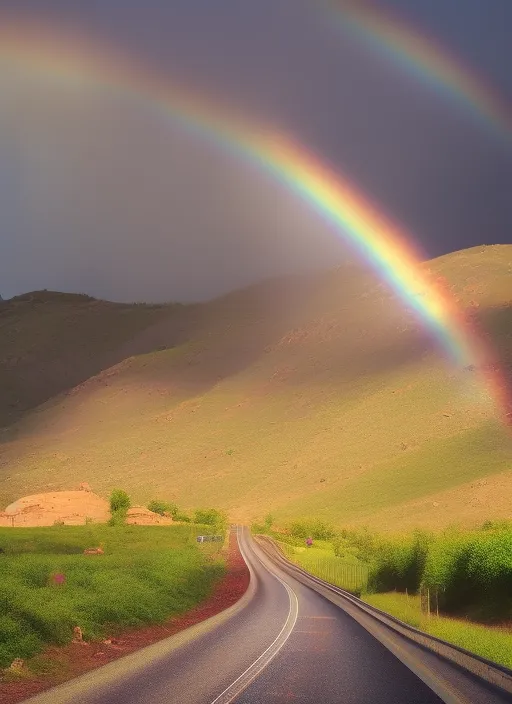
[0,290,188,429]
[0,245,511,530]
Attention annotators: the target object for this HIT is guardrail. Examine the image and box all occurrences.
[256,535,512,699]
[273,538,369,591]
[196,535,224,543]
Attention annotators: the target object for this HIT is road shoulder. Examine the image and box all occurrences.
[0,530,250,704]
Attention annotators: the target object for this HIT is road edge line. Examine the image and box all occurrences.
[257,538,471,704]
[208,529,299,704]
[23,526,257,704]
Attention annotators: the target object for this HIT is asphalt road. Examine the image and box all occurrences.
[25,527,510,704]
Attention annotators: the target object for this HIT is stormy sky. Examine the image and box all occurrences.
[1,0,511,303]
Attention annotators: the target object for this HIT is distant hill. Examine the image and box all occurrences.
[0,290,187,428]
[0,246,510,531]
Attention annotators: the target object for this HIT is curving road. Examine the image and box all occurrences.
[25,527,510,704]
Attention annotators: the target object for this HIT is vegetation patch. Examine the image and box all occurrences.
[108,489,131,526]
[279,540,368,594]
[364,592,512,670]
[259,516,512,666]
[0,524,224,669]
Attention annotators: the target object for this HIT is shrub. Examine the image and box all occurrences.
[147,500,179,517]
[289,519,335,541]
[468,530,512,585]
[464,530,512,619]
[174,513,191,523]
[251,514,274,535]
[109,489,131,526]
[422,528,512,620]
[109,489,131,513]
[108,512,125,527]
[264,514,274,530]
[368,537,414,593]
[422,530,475,610]
[340,527,379,562]
[194,509,227,527]
[332,535,359,560]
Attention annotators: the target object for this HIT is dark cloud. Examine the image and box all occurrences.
[0,67,344,301]
[1,0,510,301]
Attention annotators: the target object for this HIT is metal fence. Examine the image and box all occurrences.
[196,535,224,543]
[419,585,440,617]
[274,540,368,591]
[303,557,369,592]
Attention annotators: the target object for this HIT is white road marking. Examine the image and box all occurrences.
[208,527,299,704]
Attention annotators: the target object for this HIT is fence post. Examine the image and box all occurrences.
[427,588,430,618]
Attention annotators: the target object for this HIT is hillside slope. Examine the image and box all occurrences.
[0,291,187,428]
[0,245,511,530]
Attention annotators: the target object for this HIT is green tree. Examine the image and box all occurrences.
[109,489,131,526]
[110,489,131,513]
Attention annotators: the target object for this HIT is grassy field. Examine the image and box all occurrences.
[271,530,512,669]
[0,524,224,668]
[364,592,512,669]
[0,245,511,530]
[276,540,369,593]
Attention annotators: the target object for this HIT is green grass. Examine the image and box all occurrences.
[280,422,512,522]
[272,527,512,667]
[277,540,369,593]
[1,246,511,530]
[0,524,225,668]
[364,592,512,669]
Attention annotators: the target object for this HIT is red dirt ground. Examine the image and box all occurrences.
[0,531,250,704]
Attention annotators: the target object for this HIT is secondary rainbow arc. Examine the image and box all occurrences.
[323,0,511,142]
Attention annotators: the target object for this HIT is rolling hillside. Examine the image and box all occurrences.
[0,245,511,530]
[0,290,188,428]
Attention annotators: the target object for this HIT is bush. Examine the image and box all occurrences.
[468,531,512,586]
[368,539,414,593]
[194,509,227,527]
[108,511,126,527]
[332,535,359,560]
[174,513,191,523]
[421,527,512,620]
[340,527,379,563]
[289,519,335,541]
[109,489,131,526]
[422,530,471,594]
[109,489,131,513]
[250,513,274,535]
[147,500,178,517]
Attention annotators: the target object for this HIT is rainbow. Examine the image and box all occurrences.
[323,0,511,142]
[0,17,509,422]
